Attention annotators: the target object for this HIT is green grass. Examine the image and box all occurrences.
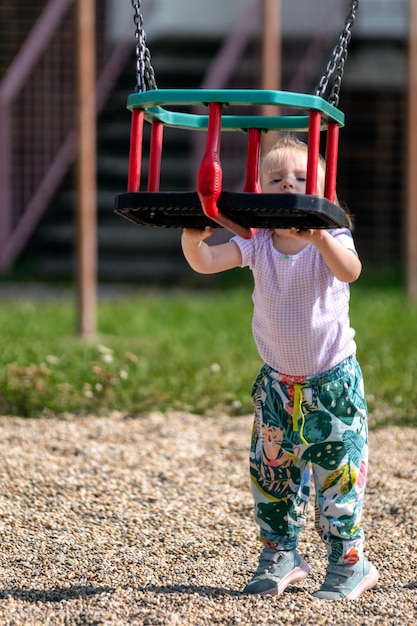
[350,282,417,428]
[0,275,416,428]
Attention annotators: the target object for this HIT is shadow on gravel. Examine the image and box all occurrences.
[136,584,305,597]
[137,584,242,597]
[0,585,112,603]
[404,581,417,589]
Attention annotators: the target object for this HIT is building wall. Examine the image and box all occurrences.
[106,0,246,43]
[107,0,409,43]
[355,0,408,38]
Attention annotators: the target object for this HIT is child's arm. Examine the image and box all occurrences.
[289,228,362,283]
[181,227,242,274]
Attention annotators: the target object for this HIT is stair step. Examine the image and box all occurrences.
[31,255,192,282]
[35,222,182,251]
[97,155,193,185]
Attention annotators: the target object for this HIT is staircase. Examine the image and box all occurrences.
[15,27,330,283]
[3,2,407,279]
[14,37,255,283]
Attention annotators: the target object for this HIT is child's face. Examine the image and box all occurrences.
[261,148,324,195]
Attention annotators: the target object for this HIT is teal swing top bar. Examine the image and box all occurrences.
[126,89,345,132]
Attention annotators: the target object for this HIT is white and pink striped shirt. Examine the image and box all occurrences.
[232,229,357,377]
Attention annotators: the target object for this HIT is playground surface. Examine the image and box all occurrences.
[0,411,415,625]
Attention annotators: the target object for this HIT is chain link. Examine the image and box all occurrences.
[131,0,157,92]
[315,0,360,106]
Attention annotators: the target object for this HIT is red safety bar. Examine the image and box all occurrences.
[324,121,339,203]
[244,128,262,193]
[127,109,144,193]
[306,110,321,196]
[148,119,164,192]
[197,102,256,239]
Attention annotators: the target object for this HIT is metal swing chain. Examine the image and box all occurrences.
[315,0,360,107]
[131,0,157,92]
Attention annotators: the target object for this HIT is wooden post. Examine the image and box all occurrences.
[261,0,281,153]
[407,0,417,300]
[75,0,97,337]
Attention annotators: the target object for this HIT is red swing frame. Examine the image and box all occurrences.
[123,89,345,237]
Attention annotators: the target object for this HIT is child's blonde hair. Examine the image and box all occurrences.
[261,133,353,228]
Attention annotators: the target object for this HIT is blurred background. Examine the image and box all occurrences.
[0,0,410,285]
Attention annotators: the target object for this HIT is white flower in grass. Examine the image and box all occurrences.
[97,345,113,354]
[98,345,114,362]
[57,383,72,392]
[46,355,60,365]
[119,370,128,380]
[210,362,221,373]
[83,383,93,399]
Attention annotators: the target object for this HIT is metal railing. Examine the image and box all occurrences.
[0,0,146,273]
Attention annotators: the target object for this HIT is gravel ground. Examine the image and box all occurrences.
[0,411,416,626]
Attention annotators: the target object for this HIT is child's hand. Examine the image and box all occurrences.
[182,227,213,244]
[181,226,241,274]
[288,228,361,282]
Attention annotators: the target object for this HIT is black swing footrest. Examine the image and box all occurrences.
[114,191,350,230]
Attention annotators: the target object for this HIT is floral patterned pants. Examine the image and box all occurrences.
[250,355,369,565]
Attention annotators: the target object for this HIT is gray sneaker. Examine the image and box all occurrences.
[312,557,379,601]
[243,546,310,596]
